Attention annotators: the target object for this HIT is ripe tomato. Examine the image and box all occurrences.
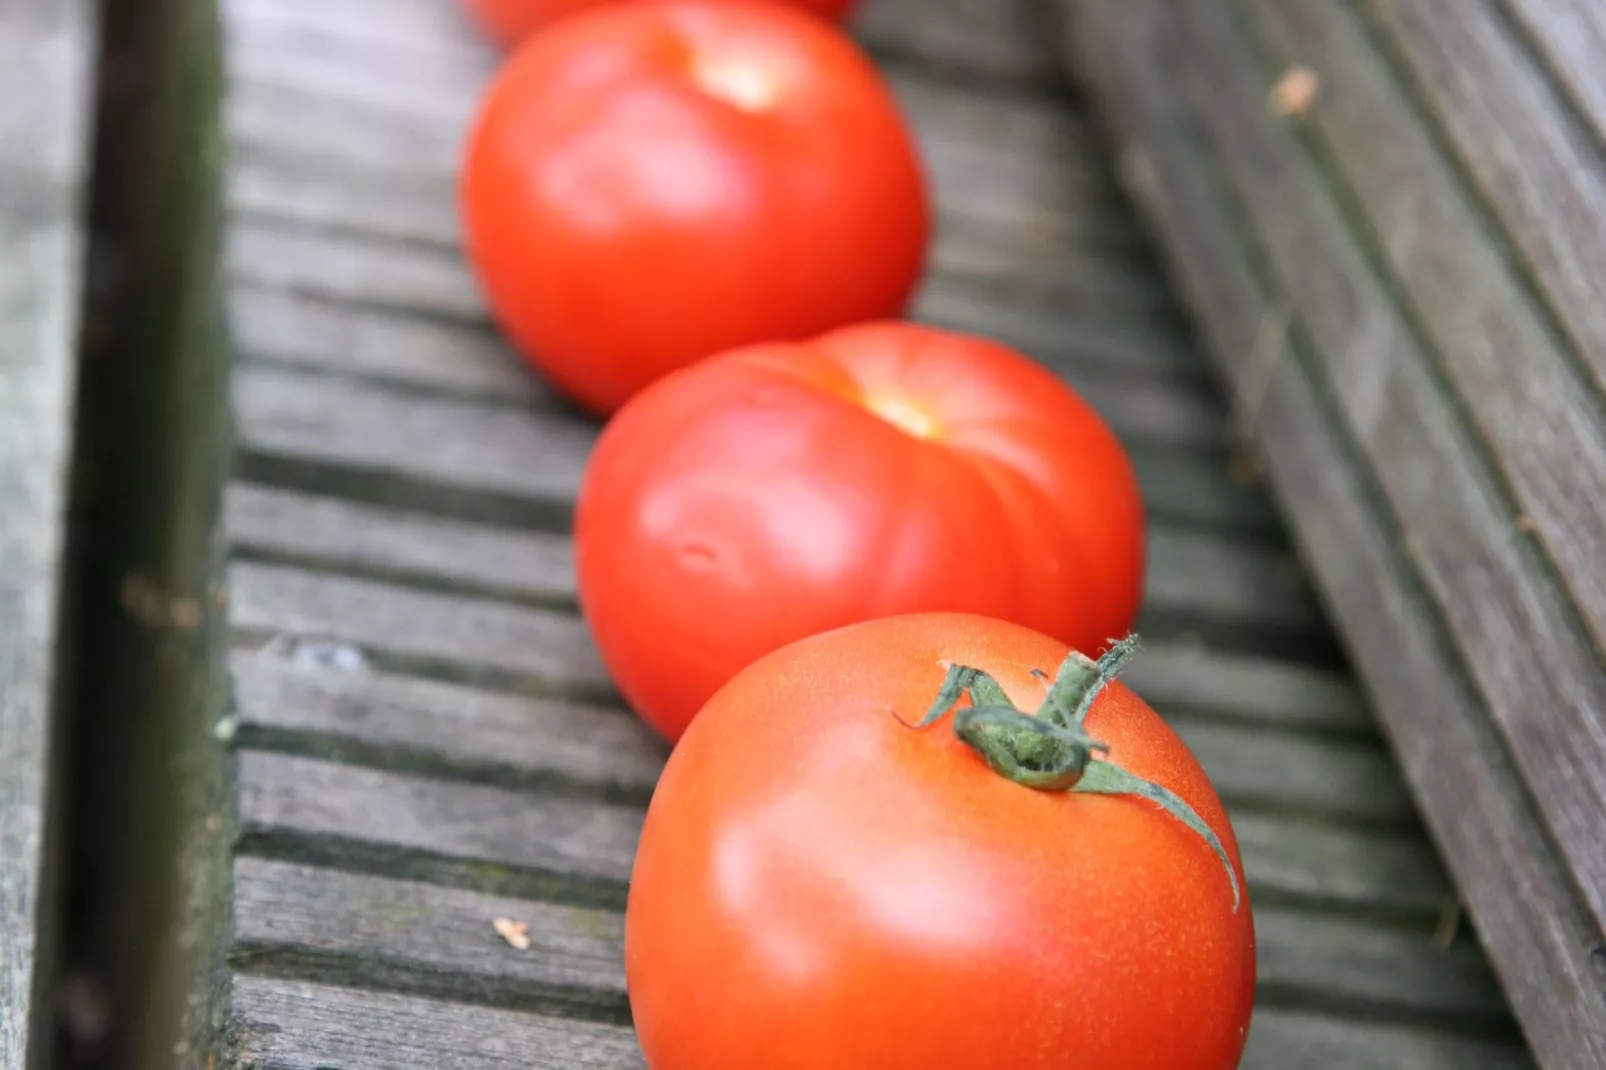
[626,613,1256,1070]
[575,322,1146,741]
[459,0,928,415]
[459,0,860,49]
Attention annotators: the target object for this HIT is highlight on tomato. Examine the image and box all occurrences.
[459,0,861,48]
[625,613,1256,1070]
[574,321,1146,741]
[459,0,929,415]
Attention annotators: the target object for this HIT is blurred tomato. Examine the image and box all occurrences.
[460,0,860,47]
[460,0,928,415]
[575,322,1147,740]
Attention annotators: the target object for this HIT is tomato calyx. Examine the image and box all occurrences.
[915,636,1242,911]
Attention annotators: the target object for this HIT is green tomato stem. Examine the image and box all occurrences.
[919,635,1242,912]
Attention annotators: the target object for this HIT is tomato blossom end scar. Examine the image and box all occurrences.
[865,395,940,440]
[691,58,784,113]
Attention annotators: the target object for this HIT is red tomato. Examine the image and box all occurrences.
[459,0,860,48]
[459,0,928,415]
[575,321,1146,741]
[626,613,1256,1070]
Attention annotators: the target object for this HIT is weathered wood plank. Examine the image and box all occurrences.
[1109,0,1606,981]
[229,608,1364,763]
[0,0,95,1064]
[231,859,628,1005]
[232,858,1503,1026]
[229,977,644,1070]
[227,154,1158,311]
[229,654,667,793]
[1360,0,1606,404]
[1499,0,1606,153]
[228,261,1209,452]
[1243,0,1606,676]
[228,345,1267,534]
[1239,1010,1530,1070]
[232,365,593,505]
[226,220,1169,369]
[229,278,1204,403]
[229,641,1395,821]
[228,563,609,697]
[225,484,1321,649]
[853,0,1057,83]
[1054,1,1606,1063]
[226,484,576,604]
[1228,1,1606,924]
[234,744,1445,914]
[221,27,1114,205]
[222,0,1080,133]
[225,0,1059,87]
[237,752,644,887]
[229,973,1524,1070]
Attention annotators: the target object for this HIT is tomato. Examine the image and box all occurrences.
[459,0,928,415]
[459,0,860,49]
[575,321,1146,741]
[626,613,1256,1070]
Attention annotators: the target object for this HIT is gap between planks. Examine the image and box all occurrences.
[228,857,1510,1035]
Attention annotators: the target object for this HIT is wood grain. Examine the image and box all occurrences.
[210,0,1540,1062]
[232,859,628,1002]
[237,752,644,887]
[223,483,1340,729]
[1119,0,1606,980]
[1054,0,1606,1063]
[0,0,94,1064]
[228,562,610,697]
[1246,0,1606,677]
[230,977,645,1070]
[229,640,1395,823]
[235,742,1445,915]
[228,973,1527,1070]
[232,858,1503,1024]
[225,483,1320,649]
[229,653,667,793]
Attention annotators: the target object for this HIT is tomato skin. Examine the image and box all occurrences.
[625,613,1256,1070]
[459,0,926,415]
[459,0,860,48]
[575,322,1146,741]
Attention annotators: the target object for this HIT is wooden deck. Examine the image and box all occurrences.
[1053,1,1606,1066]
[216,0,1534,1066]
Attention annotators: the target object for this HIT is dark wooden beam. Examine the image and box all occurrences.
[1050,1,1606,1066]
[51,0,232,1067]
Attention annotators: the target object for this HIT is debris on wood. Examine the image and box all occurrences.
[1226,446,1263,487]
[1270,65,1318,117]
[493,917,532,951]
[259,633,370,672]
[1516,514,1537,534]
[120,572,204,632]
[1432,896,1462,951]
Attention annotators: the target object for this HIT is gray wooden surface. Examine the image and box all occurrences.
[0,1,95,1066]
[1051,1,1606,1067]
[215,0,1535,1065]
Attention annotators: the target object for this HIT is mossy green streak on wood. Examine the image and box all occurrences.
[54,0,232,1067]
[917,636,1242,910]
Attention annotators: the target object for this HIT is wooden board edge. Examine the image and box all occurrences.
[52,0,236,1067]
[1046,1,1605,1066]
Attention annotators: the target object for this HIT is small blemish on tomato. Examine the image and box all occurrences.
[676,541,720,571]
